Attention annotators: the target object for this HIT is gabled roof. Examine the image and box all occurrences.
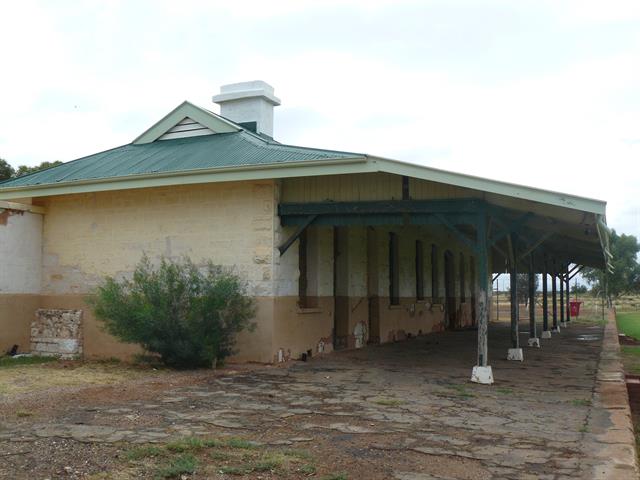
[132,101,240,144]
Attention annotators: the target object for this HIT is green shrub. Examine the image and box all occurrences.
[89,256,255,368]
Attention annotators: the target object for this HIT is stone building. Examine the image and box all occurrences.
[0,81,609,382]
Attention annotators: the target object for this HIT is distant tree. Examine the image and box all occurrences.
[0,158,15,181]
[515,272,539,307]
[570,284,589,295]
[14,160,63,177]
[583,229,640,304]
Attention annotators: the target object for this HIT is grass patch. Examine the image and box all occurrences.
[579,425,589,433]
[225,437,259,450]
[126,445,165,461]
[572,399,591,407]
[448,384,475,399]
[120,437,315,478]
[282,449,313,461]
[209,450,232,461]
[155,454,197,479]
[15,410,33,417]
[617,312,640,340]
[496,388,514,395]
[165,436,208,453]
[371,397,404,407]
[251,454,283,472]
[321,474,348,480]
[299,463,317,474]
[622,345,640,357]
[0,355,56,368]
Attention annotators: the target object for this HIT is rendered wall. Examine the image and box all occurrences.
[0,210,42,354]
[39,181,278,363]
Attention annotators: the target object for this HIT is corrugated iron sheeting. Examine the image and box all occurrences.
[0,132,361,188]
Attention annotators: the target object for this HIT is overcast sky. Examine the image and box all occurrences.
[1,0,638,239]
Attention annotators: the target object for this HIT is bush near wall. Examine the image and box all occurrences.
[89,256,255,368]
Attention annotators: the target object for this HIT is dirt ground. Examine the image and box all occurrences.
[0,319,617,479]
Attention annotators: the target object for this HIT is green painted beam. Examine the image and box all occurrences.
[281,212,479,227]
[279,199,483,216]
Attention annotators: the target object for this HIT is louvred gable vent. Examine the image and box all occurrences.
[158,117,215,141]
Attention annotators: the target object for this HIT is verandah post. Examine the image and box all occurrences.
[552,261,559,332]
[560,265,566,327]
[527,254,540,347]
[507,233,523,361]
[542,256,551,338]
[471,211,493,384]
[565,265,571,324]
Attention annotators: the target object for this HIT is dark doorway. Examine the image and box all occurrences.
[444,250,456,329]
[333,227,349,350]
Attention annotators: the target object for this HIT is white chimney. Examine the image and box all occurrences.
[212,80,281,138]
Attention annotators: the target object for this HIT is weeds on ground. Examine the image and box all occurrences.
[125,445,165,460]
[15,410,33,417]
[321,474,348,480]
[495,388,514,396]
[123,436,318,478]
[572,399,591,407]
[299,463,317,474]
[371,397,404,407]
[155,453,197,479]
[0,356,56,368]
[448,384,475,399]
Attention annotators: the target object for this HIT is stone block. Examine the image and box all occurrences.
[31,309,83,358]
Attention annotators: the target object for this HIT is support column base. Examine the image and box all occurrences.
[527,337,540,348]
[541,330,552,339]
[471,365,494,385]
[507,348,524,361]
[560,321,568,328]
[553,326,561,333]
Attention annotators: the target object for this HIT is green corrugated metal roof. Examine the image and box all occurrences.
[0,130,362,188]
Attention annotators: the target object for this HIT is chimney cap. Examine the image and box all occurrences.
[212,80,281,106]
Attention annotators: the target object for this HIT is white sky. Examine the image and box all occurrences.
[0,0,638,239]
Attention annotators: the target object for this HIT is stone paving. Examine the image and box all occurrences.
[0,319,636,479]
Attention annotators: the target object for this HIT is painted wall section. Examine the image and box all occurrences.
[0,210,42,294]
[41,182,275,297]
[0,210,42,354]
[39,182,277,362]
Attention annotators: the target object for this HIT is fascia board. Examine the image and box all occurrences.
[371,156,607,215]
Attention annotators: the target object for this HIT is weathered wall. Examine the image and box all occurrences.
[39,182,278,362]
[0,209,43,354]
[1,172,485,363]
[31,309,83,358]
[274,170,479,360]
[0,209,42,294]
[41,182,275,296]
[0,295,40,355]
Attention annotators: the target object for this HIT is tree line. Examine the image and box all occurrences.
[0,157,63,181]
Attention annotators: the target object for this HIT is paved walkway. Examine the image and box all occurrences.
[1,318,637,479]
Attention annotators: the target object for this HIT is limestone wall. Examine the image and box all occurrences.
[39,181,278,362]
[31,309,82,358]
